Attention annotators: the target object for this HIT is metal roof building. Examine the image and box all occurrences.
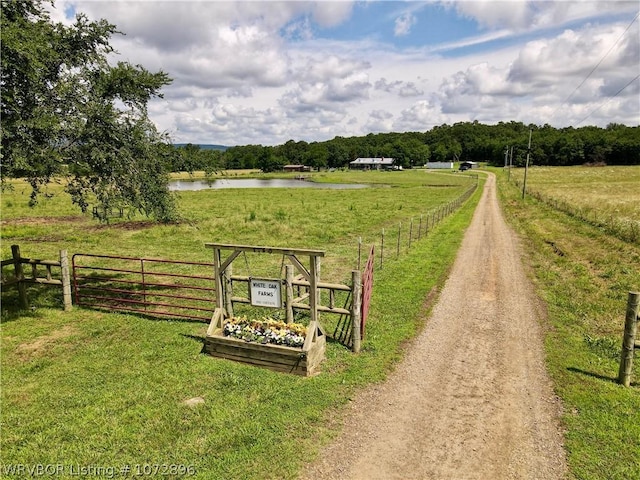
[349,157,395,169]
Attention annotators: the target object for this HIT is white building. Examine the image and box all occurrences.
[425,162,454,169]
[349,157,396,170]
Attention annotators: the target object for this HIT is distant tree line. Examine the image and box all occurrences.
[171,121,639,173]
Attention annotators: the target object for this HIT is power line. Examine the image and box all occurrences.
[551,11,640,121]
[574,74,640,126]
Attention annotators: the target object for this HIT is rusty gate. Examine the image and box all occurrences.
[361,244,375,338]
[72,253,216,322]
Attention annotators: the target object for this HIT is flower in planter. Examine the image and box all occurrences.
[223,316,306,348]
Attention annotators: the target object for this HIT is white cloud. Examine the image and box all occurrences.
[311,1,354,27]
[441,0,637,31]
[278,71,370,112]
[399,82,425,97]
[508,20,639,105]
[298,55,371,83]
[394,99,446,131]
[442,0,530,29]
[364,109,395,133]
[374,78,424,97]
[395,12,416,36]
[42,1,639,145]
[375,78,403,92]
[430,17,640,127]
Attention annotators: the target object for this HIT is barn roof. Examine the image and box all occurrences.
[350,157,395,165]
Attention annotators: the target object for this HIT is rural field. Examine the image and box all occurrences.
[497,165,640,480]
[508,165,640,244]
[1,165,638,479]
[1,170,480,479]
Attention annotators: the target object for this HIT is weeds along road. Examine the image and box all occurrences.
[301,173,567,480]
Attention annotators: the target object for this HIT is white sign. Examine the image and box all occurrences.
[249,278,282,308]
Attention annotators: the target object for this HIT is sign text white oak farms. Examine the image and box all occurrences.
[250,278,282,308]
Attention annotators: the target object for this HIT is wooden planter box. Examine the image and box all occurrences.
[204,309,326,376]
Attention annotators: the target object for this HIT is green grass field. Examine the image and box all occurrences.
[496,166,640,480]
[1,170,479,479]
[508,165,640,243]
[4,165,639,479]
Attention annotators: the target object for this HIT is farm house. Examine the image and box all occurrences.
[349,157,396,170]
[282,165,312,172]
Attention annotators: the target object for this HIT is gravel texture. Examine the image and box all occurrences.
[300,173,567,480]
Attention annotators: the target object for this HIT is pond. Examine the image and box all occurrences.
[169,178,368,191]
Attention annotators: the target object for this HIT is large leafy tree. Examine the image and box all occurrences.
[1,0,177,221]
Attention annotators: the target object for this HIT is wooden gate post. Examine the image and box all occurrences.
[224,262,234,318]
[59,250,73,311]
[351,270,362,353]
[618,291,640,387]
[212,247,224,313]
[285,264,294,323]
[11,245,28,309]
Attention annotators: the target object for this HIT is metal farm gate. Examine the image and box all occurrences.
[72,254,216,322]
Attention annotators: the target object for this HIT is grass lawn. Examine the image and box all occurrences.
[496,166,640,480]
[1,169,480,479]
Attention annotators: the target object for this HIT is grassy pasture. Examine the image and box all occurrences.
[1,170,480,478]
[496,166,640,480]
[508,165,640,243]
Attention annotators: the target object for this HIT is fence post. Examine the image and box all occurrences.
[352,269,362,353]
[408,218,413,250]
[396,222,401,259]
[59,250,72,311]
[224,263,234,318]
[11,245,28,309]
[618,291,640,387]
[285,264,294,323]
[380,228,385,269]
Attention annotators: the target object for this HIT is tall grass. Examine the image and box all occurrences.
[509,165,640,244]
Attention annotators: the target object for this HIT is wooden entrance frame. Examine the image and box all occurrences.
[206,242,325,325]
[204,243,327,375]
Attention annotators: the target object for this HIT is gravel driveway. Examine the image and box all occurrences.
[300,173,567,480]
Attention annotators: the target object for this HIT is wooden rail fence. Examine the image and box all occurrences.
[2,245,367,353]
[1,245,72,311]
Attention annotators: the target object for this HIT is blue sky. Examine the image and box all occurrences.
[308,3,480,49]
[49,1,639,146]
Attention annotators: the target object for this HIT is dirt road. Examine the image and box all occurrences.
[301,173,567,480]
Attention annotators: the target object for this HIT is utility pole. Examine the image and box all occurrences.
[522,129,532,199]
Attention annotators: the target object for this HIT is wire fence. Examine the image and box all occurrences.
[514,180,640,245]
[358,178,479,270]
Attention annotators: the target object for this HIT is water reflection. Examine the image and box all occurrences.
[169,178,368,191]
